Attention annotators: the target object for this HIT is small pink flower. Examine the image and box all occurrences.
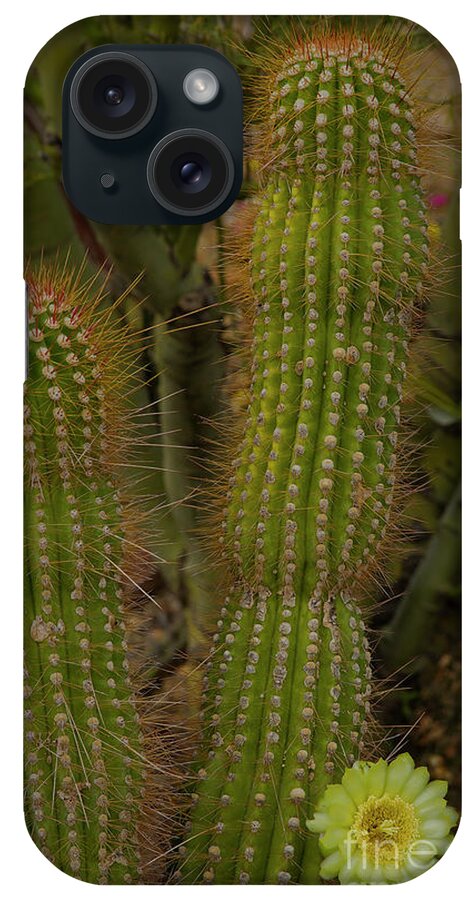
[428,193,450,209]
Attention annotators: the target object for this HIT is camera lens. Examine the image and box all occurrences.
[147,129,234,216]
[104,86,124,106]
[180,161,203,186]
[70,52,157,139]
[173,155,212,194]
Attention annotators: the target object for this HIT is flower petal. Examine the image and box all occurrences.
[364,758,387,797]
[417,797,448,819]
[326,801,355,826]
[338,864,358,885]
[382,863,408,884]
[399,859,434,882]
[431,834,454,856]
[445,806,459,828]
[320,849,341,880]
[322,784,349,806]
[354,855,382,883]
[319,826,348,852]
[307,812,329,834]
[420,818,453,839]
[399,766,430,802]
[338,849,363,884]
[341,767,367,806]
[385,753,415,795]
[413,780,448,808]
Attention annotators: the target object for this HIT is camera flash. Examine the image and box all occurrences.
[183,68,219,105]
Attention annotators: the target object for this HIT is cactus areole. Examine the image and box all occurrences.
[183,40,428,884]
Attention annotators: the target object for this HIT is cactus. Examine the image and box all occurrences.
[182,36,428,885]
[24,262,166,883]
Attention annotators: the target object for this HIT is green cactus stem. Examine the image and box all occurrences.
[183,37,428,885]
[24,262,159,883]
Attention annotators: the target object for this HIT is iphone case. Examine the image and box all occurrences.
[24,15,461,885]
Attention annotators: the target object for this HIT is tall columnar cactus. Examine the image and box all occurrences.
[183,38,428,885]
[24,263,157,883]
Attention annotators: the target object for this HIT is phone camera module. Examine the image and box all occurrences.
[64,45,242,224]
[147,129,234,217]
[70,51,158,139]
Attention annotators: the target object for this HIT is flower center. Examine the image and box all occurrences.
[351,794,420,867]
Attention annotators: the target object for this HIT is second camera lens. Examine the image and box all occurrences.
[147,129,234,217]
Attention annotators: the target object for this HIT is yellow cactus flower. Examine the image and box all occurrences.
[307,753,458,884]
